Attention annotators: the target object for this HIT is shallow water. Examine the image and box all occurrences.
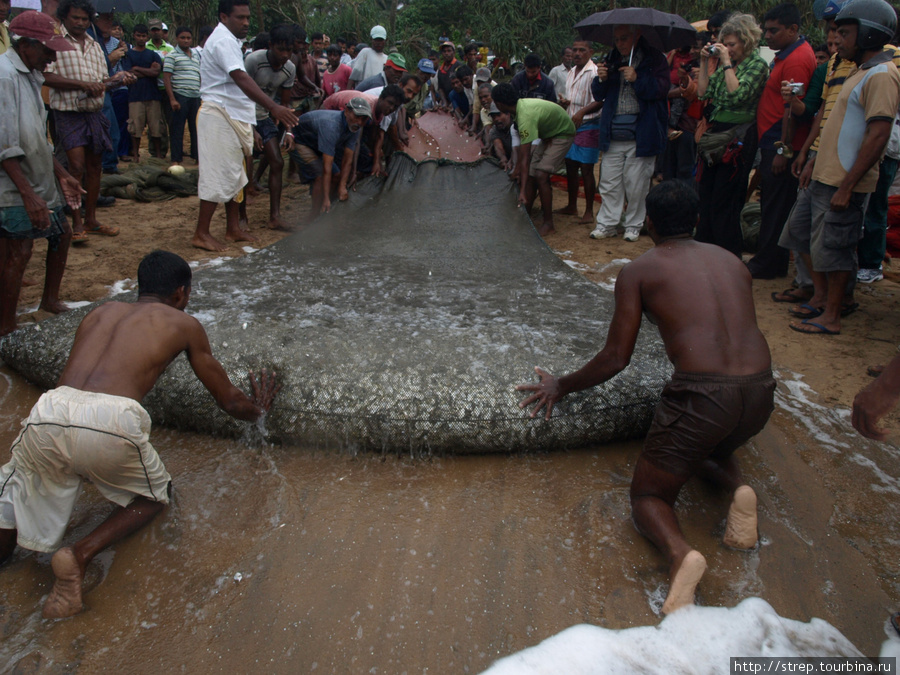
[1,365,899,672]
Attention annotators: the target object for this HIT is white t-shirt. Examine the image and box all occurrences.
[350,48,388,83]
[199,22,255,124]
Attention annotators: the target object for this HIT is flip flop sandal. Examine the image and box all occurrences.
[87,225,119,237]
[71,231,89,244]
[788,303,823,319]
[789,320,840,335]
[771,287,811,303]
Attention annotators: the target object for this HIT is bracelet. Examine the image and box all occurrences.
[722,64,733,70]
[285,132,294,138]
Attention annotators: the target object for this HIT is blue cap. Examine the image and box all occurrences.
[417,57,436,74]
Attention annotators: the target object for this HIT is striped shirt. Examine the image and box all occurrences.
[163,45,201,98]
[147,39,174,90]
[701,51,768,125]
[45,24,107,112]
[566,59,600,122]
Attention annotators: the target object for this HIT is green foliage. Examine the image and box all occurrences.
[120,0,828,65]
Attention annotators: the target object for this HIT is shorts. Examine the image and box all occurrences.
[565,118,601,165]
[0,206,69,251]
[255,116,281,145]
[289,144,340,184]
[529,136,574,176]
[642,371,775,478]
[0,387,171,553]
[806,180,868,273]
[128,100,162,138]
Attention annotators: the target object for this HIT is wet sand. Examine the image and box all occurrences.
[1,364,897,672]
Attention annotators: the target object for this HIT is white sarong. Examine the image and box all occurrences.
[197,101,254,203]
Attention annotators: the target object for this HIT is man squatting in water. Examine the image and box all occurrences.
[518,180,775,614]
[0,250,279,619]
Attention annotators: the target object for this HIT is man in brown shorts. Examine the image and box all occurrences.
[517,180,775,615]
[0,251,279,619]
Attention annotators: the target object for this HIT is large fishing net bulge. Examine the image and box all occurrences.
[0,121,672,454]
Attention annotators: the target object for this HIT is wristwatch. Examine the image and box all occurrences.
[774,141,794,159]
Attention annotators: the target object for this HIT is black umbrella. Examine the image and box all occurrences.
[93,0,160,12]
[575,7,696,53]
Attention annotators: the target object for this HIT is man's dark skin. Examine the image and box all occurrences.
[789,22,892,335]
[0,38,85,336]
[517,192,771,614]
[190,2,299,252]
[555,40,602,224]
[0,277,278,618]
[250,39,295,231]
[42,5,133,238]
[128,29,163,160]
[762,17,802,176]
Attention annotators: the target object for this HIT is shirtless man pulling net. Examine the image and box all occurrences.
[517,180,775,614]
[0,250,278,619]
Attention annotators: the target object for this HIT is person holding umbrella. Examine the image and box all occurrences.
[589,24,669,243]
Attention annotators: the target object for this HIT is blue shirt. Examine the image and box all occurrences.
[449,88,470,116]
[123,48,161,102]
[293,109,360,158]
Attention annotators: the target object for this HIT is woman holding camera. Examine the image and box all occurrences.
[695,14,768,257]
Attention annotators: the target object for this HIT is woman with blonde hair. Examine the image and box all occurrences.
[695,13,768,257]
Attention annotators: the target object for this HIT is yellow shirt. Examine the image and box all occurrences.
[0,23,10,55]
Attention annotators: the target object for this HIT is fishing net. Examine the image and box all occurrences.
[0,126,671,454]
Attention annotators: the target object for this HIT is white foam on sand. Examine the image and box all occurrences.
[480,598,863,675]
[773,369,851,454]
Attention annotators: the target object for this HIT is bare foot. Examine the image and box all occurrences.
[191,233,228,252]
[22,277,38,287]
[553,205,578,215]
[267,216,298,232]
[724,485,758,549]
[537,223,556,236]
[579,212,595,224]
[662,549,707,615]
[225,228,259,244]
[43,547,84,619]
[39,299,70,315]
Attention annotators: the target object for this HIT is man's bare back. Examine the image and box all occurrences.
[627,238,771,375]
[59,297,269,422]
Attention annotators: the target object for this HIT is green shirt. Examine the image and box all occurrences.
[514,98,575,144]
[147,40,175,89]
[702,51,768,125]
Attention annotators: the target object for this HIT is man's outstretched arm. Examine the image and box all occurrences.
[185,318,279,420]
[516,264,644,419]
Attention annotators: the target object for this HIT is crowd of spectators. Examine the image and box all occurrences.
[2,0,900,343]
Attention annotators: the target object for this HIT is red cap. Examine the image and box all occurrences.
[9,11,75,52]
[385,59,407,72]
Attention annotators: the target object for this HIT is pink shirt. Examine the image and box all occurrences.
[322,63,351,97]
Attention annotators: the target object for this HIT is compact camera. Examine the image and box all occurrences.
[708,45,719,57]
[789,82,805,96]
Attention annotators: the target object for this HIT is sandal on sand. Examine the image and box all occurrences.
[771,287,811,303]
[788,301,859,319]
[789,320,840,336]
[71,231,89,244]
[788,303,823,319]
[87,225,119,237]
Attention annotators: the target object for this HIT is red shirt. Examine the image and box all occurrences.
[757,38,816,150]
[322,63,351,97]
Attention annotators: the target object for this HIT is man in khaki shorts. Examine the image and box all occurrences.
[491,82,574,235]
[0,250,279,619]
